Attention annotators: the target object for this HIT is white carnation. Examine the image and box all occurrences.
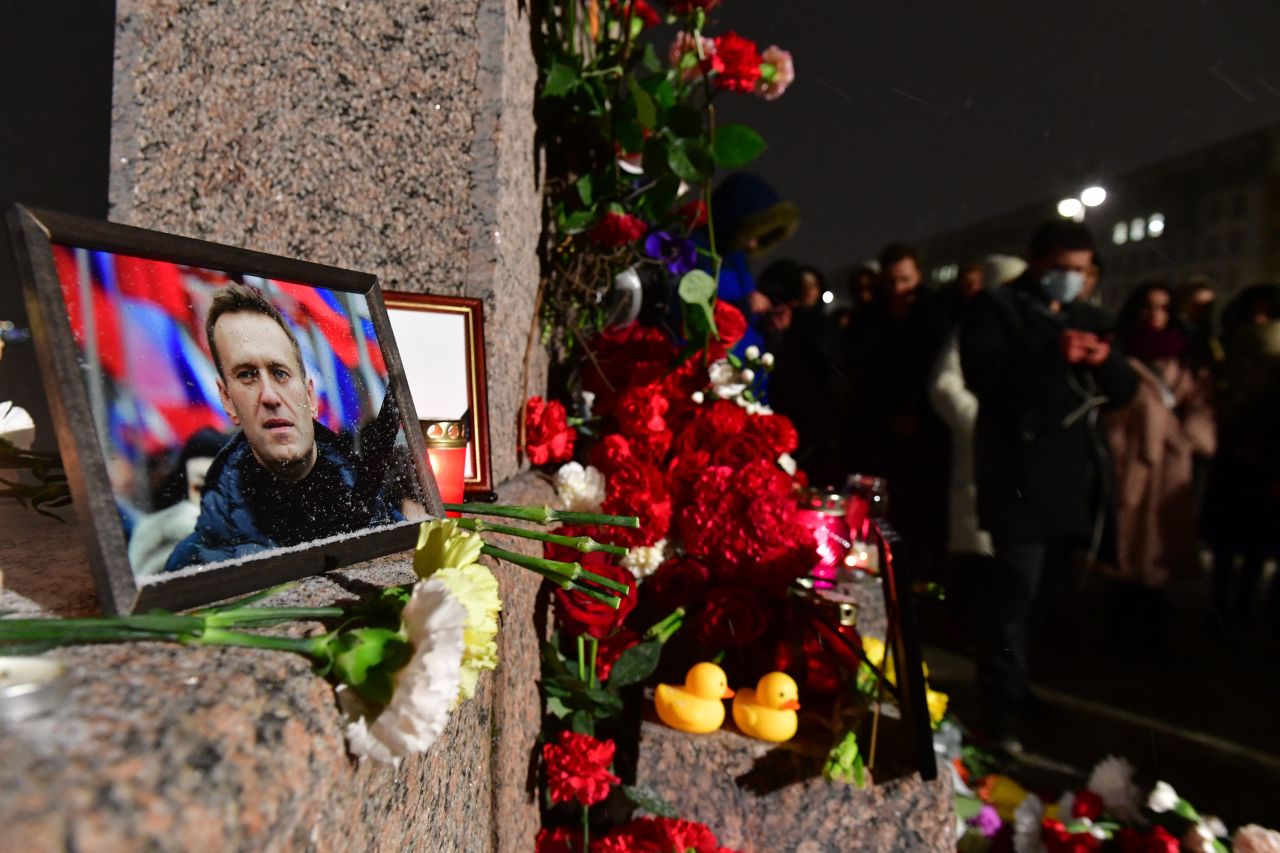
[709,359,746,398]
[338,579,467,767]
[1147,780,1179,813]
[1012,793,1046,853]
[777,453,797,476]
[622,538,668,581]
[1086,755,1143,823]
[554,462,606,513]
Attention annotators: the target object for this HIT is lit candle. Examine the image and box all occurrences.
[421,419,467,517]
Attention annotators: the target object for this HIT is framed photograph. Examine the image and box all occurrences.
[383,291,492,498]
[6,205,442,614]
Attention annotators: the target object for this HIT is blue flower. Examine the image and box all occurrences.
[643,230,698,276]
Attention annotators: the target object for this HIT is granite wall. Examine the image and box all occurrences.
[110,0,544,487]
[1,1,548,849]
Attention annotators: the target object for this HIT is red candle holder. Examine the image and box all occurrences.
[421,419,467,517]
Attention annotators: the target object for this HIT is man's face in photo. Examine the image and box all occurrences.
[214,311,318,480]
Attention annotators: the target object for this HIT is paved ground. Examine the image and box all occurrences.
[917,564,1280,829]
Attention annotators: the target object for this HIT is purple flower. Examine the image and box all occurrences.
[969,805,1003,838]
[644,230,698,276]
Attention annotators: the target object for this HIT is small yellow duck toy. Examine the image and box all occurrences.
[732,672,801,743]
[655,662,734,733]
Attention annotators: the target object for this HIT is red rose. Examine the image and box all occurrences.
[713,32,763,93]
[543,730,620,807]
[616,384,672,462]
[668,0,722,14]
[747,413,799,456]
[543,525,612,569]
[1071,790,1104,821]
[648,557,712,610]
[555,562,637,639]
[591,211,648,247]
[708,301,747,359]
[590,433,636,474]
[595,628,641,681]
[696,585,771,649]
[603,460,672,547]
[525,396,576,465]
[536,827,582,853]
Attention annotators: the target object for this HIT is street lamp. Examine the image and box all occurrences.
[1081,186,1107,207]
[1057,198,1085,220]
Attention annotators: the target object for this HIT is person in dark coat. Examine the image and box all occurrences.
[960,220,1138,747]
[163,284,401,572]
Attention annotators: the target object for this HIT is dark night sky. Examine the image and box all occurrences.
[713,0,1280,276]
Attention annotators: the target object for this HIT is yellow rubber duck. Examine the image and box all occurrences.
[732,672,801,742]
[655,662,734,733]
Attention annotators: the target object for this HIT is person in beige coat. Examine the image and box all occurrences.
[1105,283,1216,646]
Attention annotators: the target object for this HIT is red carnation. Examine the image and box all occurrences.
[535,827,582,853]
[602,460,673,547]
[525,396,576,465]
[597,816,737,853]
[1042,819,1102,853]
[595,629,641,681]
[591,211,648,247]
[590,433,637,475]
[668,0,721,14]
[615,383,672,462]
[648,557,712,610]
[1071,790,1104,821]
[582,324,678,416]
[708,301,747,359]
[713,32,763,93]
[543,731,621,807]
[610,0,661,26]
[555,561,637,639]
[695,585,771,649]
[747,412,799,456]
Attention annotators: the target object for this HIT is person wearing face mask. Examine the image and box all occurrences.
[959,220,1138,750]
[1103,283,1216,651]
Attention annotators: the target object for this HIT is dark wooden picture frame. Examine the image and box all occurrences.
[6,205,443,615]
[382,291,492,498]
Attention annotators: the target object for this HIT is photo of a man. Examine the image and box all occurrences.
[164,284,403,571]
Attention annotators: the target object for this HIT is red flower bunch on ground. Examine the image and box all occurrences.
[543,730,621,807]
[1042,820,1103,853]
[1116,826,1180,853]
[594,816,738,853]
[554,561,637,639]
[615,383,672,463]
[601,458,673,547]
[535,827,582,853]
[591,211,648,247]
[525,396,576,465]
[712,32,763,93]
[609,0,661,27]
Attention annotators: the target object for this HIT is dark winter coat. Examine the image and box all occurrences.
[163,423,401,572]
[960,274,1138,551]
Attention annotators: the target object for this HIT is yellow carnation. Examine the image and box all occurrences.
[432,562,503,703]
[977,774,1029,822]
[926,687,949,727]
[414,519,484,579]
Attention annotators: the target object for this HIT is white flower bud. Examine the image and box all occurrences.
[760,352,775,368]
[1147,781,1179,813]
[744,345,760,361]
[691,391,705,404]
[740,368,755,383]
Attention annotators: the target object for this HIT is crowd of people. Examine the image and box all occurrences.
[720,211,1280,751]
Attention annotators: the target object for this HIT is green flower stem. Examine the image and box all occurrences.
[577,633,587,682]
[479,545,623,609]
[0,613,204,640]
[445,503,639,529]
[581,803,590,853]
[183,627,326,657]
[645,607,685,644]
[454,517,628,557]
[588,635,599,689]
[203,607,346,629]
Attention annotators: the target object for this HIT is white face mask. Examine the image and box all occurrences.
[1040,269,1086,303]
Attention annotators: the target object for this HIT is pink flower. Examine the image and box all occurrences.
[756,46,794,100]
[669,31,722,83]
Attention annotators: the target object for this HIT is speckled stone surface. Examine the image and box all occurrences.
[109,0,542,487]
[0,473,553,851]
[634,715,954,853]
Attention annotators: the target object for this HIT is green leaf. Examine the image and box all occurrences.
[621,785,679,818]
[570,710,594,734]
[546,695,573,719]
[616,116,645,157]
[713,124,766,169]
[638,176,681,222]
[668,138,715,183]
[629,76,657,130]
[543,62,579,98]
[607,640,662,689]
[678,269,719,347]
[666,104,704,138]
[642,136,671,178]
[641,43,661,73]
[562,209,596,235]
[576,174,594,206]
[331,627,411,707]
